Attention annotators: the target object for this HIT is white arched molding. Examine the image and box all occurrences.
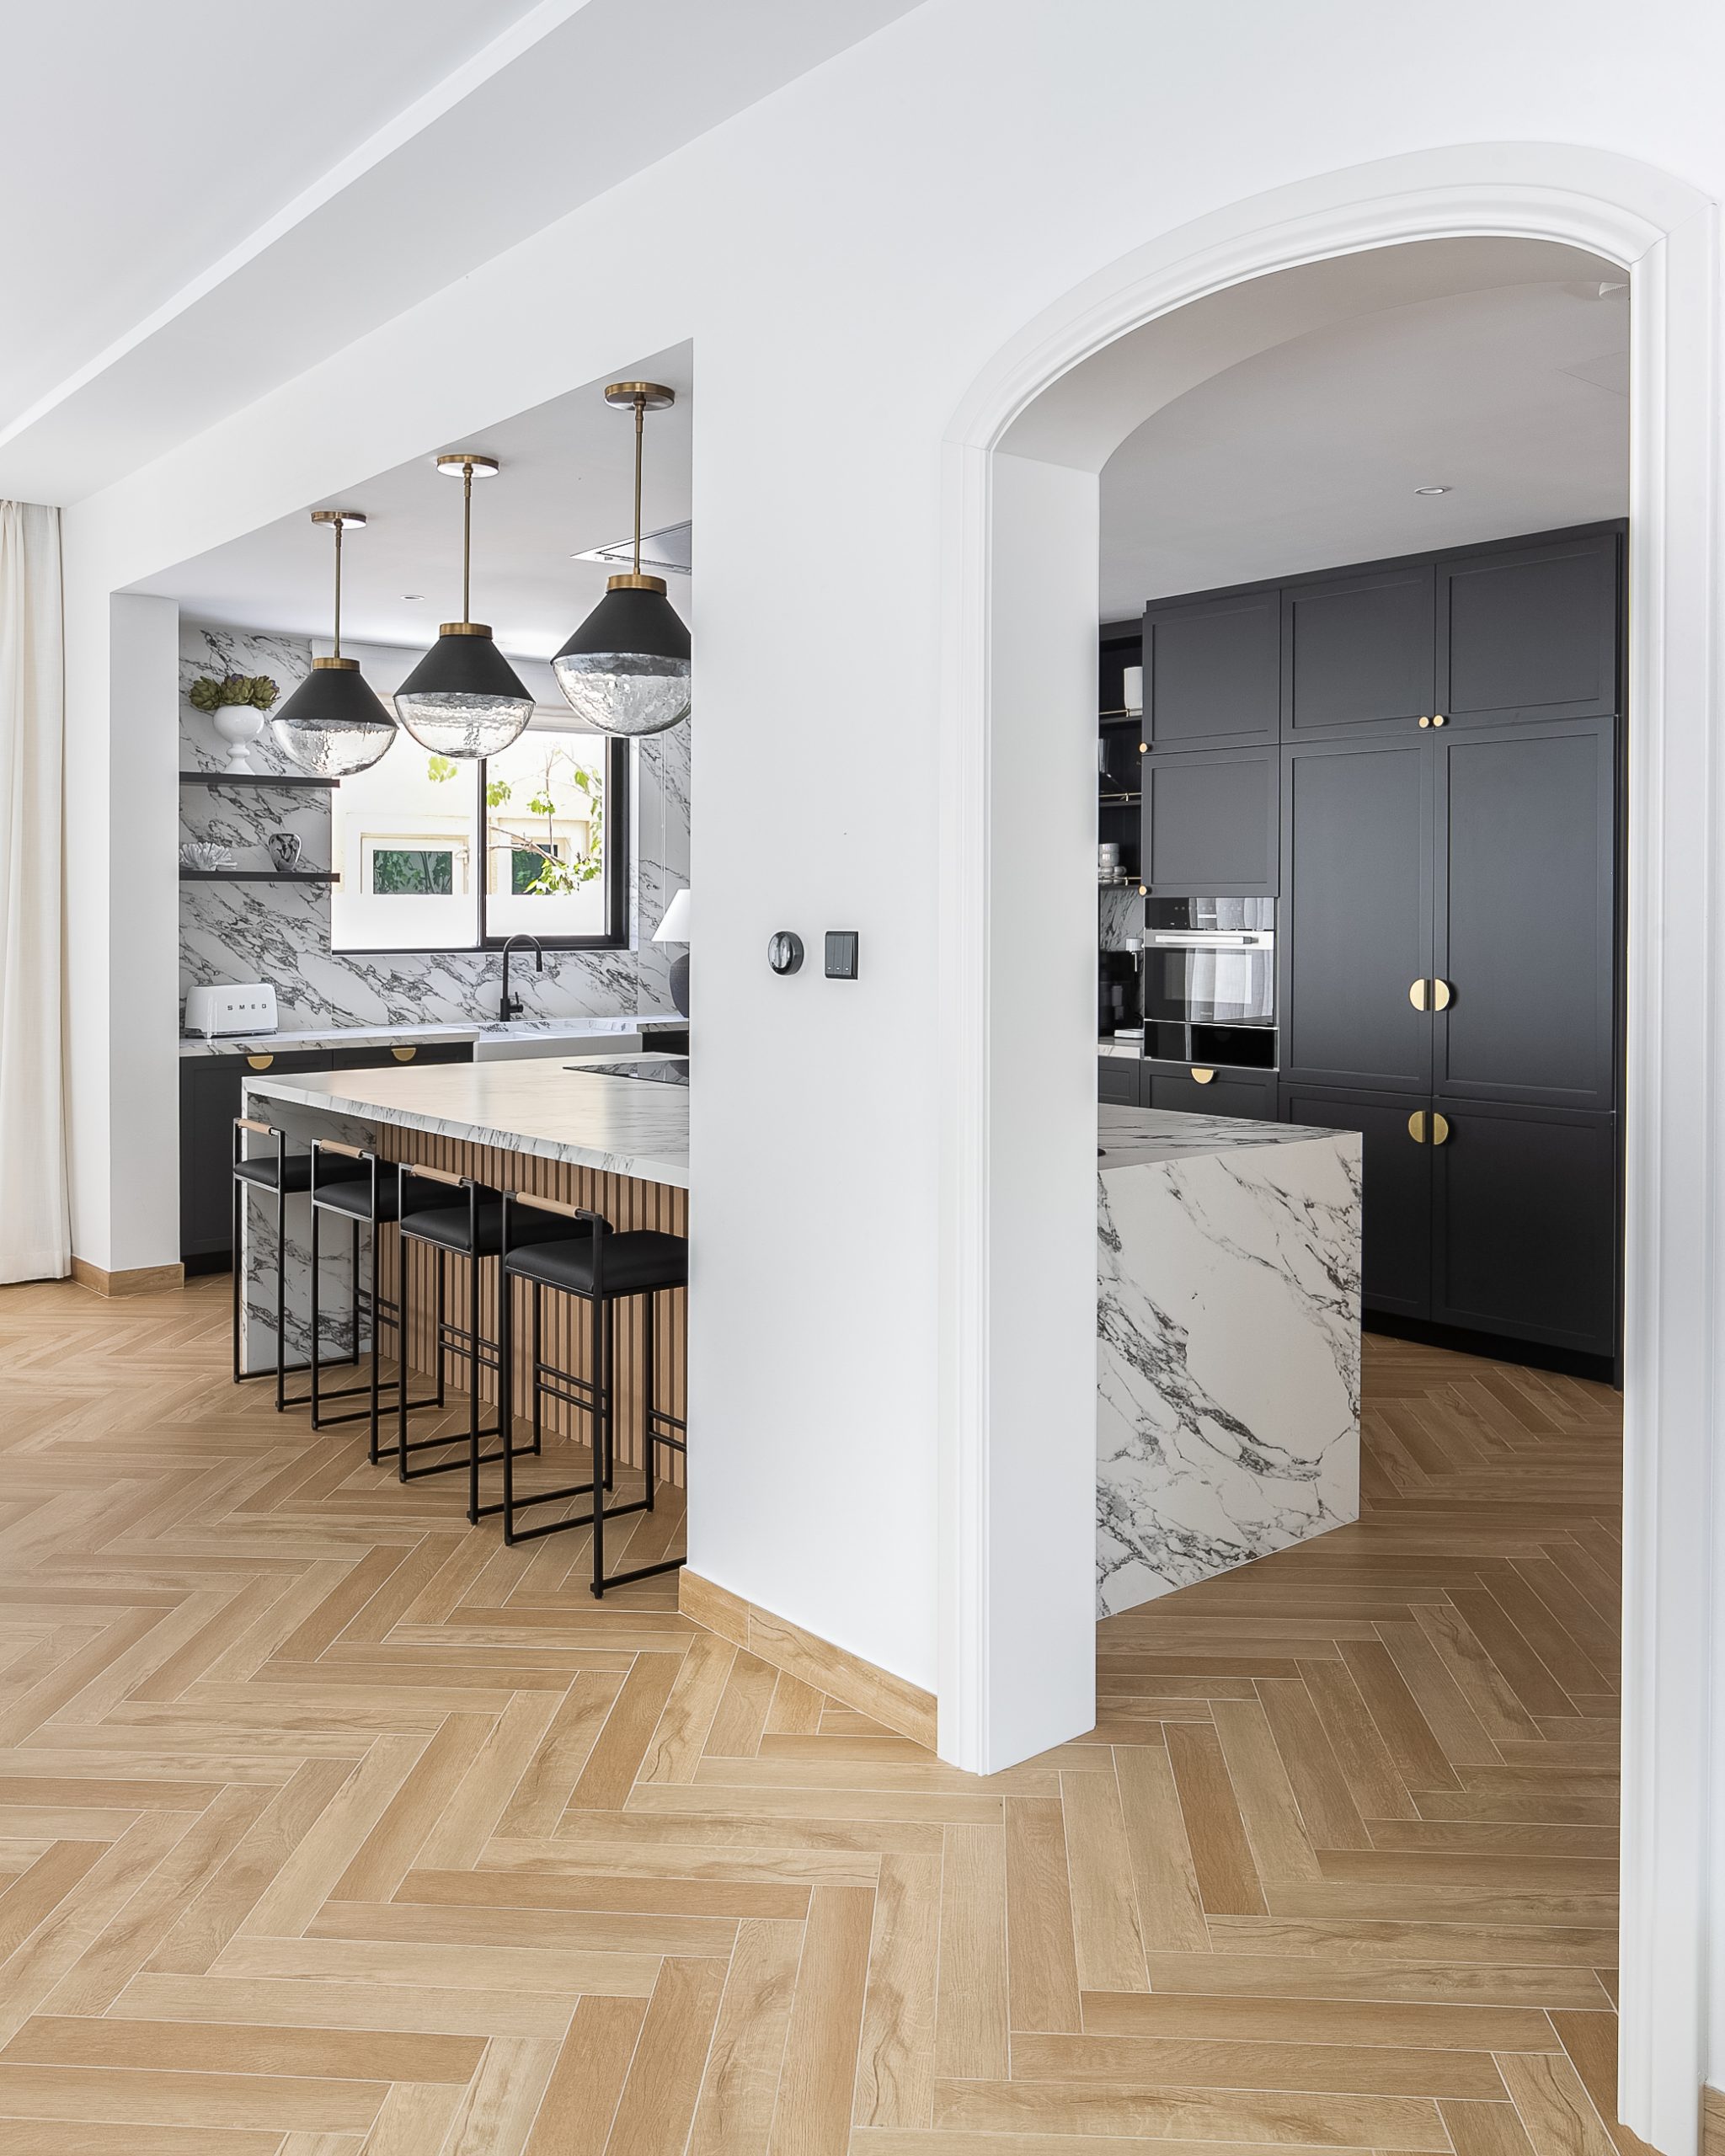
[936,144,1719,2156]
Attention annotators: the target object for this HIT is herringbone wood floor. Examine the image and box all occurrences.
[0,1275,1634,2156]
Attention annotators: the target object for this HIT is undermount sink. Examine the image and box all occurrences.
[472,1021,646,1064]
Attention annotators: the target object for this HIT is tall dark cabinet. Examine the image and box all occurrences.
[1112,520,1625,1373]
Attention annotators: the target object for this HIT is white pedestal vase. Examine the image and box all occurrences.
[212,703,266,774]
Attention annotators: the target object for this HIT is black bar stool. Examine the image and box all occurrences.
[393,1162,568,1514]
[231,1115,360,1412]
[494,1190,687,1596]
[308,1140,435,1456]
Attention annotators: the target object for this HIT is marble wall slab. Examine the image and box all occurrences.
[179,622,689,1031]
[1097,1129,1362,1617]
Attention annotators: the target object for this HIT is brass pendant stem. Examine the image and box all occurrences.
[332,518,344,660]
[462,462,473,625]
[633,395,645,579]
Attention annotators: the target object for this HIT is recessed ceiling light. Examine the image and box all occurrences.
[401,592,425,600]
[1414,485,1451,497]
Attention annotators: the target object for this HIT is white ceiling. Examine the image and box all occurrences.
[1100,265,1628,617]
[131,344,694,659]
[0,0,920,504]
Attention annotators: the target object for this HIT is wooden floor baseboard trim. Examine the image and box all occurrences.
[1701,2085,1725,2156]
[70,1256,185,1299]
[679,1569,938,1752]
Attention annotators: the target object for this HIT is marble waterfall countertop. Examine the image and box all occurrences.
[245,1055,690,1188]
[1096,1101,1362,1617]
[181,1015,684,1058]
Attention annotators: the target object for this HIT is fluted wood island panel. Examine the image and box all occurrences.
[239,1058,687,1481]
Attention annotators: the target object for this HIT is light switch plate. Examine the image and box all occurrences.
[825,931,859,980]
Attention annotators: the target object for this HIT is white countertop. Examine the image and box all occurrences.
[1097,1102,1345,1171]
[245,1054,691,1189]
[180,1015,682,1058]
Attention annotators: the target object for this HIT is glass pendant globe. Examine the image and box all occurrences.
[394,691,534,758]
[270,661,397,777]
[551,650,691,738]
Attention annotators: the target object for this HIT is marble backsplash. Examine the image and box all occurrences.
[1099,885,1143,953]
[179,623,688,1030]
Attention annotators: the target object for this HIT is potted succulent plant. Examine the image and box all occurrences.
[189,673,280,774]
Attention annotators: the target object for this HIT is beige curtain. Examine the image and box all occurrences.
[0,502,68,1280]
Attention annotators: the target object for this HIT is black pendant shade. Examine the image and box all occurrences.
[554,583,690,668]
[270,658,398,778]
[396,627,535,704]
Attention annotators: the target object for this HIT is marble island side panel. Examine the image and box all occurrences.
[1097,1121,1362,1618]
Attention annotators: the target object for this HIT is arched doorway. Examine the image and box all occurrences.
[935,144,1718,2156]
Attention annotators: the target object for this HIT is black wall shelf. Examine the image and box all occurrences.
[179,869,339,885]
[179,771,339,790]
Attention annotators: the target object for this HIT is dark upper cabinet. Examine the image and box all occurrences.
[1279,737,1434,1092]
[1282,564,1435,735]
[1279,1084,1431,1320]
[1437,530,1621,728]
[1142,589,1279,749]
[1434,718,1618,1111]
[1430,1102,1619,1357]
[1141,747,1278,896]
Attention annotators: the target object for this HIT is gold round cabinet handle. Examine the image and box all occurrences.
[1432,979,1454,1011]
[391,1045,417,1062]
[1418,715,1431,728]
[1432,713,1447,727]
[1408,1110,1428,1144]
[1432,1112,1452,1145]
[1408,979,1429,1011]
[1190,1067,1215,1085]
[246,1053,274,1070]
[1137,883,1147,897]
[1138,741,1148,756]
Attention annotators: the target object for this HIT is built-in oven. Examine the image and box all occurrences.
[1140,897,1277,1068]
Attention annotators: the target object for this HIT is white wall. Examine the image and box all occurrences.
[56,13,1725,2091]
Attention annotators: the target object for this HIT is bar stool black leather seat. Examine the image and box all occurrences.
[393,1163,569,1518]
[494,1191,687,1597]
[232,1116,363,1413]
[308,1140,434,1456]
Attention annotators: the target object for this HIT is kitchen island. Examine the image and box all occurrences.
[1097,1102,1362,1616]
[238,1055,689,1475]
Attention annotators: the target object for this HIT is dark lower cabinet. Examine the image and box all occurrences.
[1141,747,1278,896]
[179,1050,334,1264]
[1280,1085,1431,1320]
[1431,1101,1618,1357]
[1146,1065,1276,1119]
[179,1040,475,1264]
[1097,1054,1140,1105]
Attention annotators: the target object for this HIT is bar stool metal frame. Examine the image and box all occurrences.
[308,1139,437,1458]
[231,1115,362,1413]
[494,1189,686,1597]
[394,1161,539,1518]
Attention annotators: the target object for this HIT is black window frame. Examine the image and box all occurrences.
[334,733,632,957]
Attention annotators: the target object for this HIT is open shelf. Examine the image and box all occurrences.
[179,771,339,789]
[179,869,339,884]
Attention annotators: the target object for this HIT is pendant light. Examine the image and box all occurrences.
[553,383,691,737]
[394,453,535,758]
[270,510,398,777]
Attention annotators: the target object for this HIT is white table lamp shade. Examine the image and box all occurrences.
[653,889,692,945]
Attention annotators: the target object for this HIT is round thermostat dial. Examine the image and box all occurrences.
[767,931,804,976]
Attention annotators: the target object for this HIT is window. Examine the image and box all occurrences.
[332,730,628,953]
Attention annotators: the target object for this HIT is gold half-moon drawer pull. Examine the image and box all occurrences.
[1190,1067,1215,1085]
[1408,979,1429,1011]
[1408,1110,1428,1144]
[246,1053,275,1070]
[1432,978,1453,1011]
[1432,1112,1451,1145]
[391,1045,417,1062]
